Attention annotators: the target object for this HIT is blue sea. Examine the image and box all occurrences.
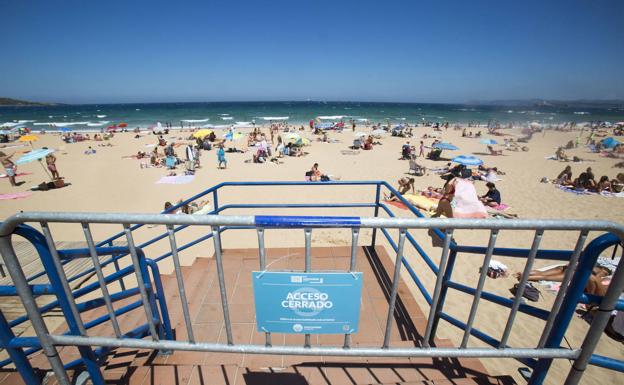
[1,101,623,131]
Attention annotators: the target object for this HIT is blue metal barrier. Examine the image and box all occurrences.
[0,180,622,385]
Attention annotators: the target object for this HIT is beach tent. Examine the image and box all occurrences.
[479,138,497,145]
[371,129,385,137]
[59,127,72,132]
[192,129,213,139]
[452,155,483,166]
[118,123,128,128]
[354,132,368,138]
[601,137,621,149]
[433,142,459,151]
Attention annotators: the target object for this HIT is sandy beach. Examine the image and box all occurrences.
[1,124,623,384]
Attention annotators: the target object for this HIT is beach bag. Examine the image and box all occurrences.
[510,283,540,302]
[53,178,65,188]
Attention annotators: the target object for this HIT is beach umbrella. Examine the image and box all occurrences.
[354,132,368,138]
[15,148,55,179]
[18,134,39,142]
[479,138,497,145]
[433,142,459,151]
[601,137,621,149]
[15,148,54,165]
[59,127,72,132]
[371,129,386,137]
[283,132,302,144]
[530,122,541,129]
[18,134,39,148]
[452,155,483,166]
[192,129,213,139]
[118,123,128,128]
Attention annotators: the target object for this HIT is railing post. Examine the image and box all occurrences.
[529,233,619,385]
[429,249,457,346]
[213,190,223,252]
[371,183,381,247]
[0,310,40,385]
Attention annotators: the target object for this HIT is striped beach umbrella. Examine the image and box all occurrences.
[479,138,497,145]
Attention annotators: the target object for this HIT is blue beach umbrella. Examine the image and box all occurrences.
[601,137,620,149]
[479,138,497,145]
[452,155,484,166]
[15,148,55,165]
[59,127,72,132]
[433,142,459,151]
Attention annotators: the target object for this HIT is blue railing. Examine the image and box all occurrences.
[1,180,622,385]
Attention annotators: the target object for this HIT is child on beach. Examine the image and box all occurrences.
[1,152,17,186]
[217,145,227,169]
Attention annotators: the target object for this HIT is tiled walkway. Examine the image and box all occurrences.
[4,246,515,385]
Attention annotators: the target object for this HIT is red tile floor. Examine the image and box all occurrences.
[3,246,515,385]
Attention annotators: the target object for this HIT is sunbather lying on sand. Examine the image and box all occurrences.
[514,265,610,296]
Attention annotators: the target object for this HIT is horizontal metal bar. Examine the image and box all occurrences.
[2,213,623,237]
[588,354,624,372]
[453,245,574,261]
[49,334,579,359]
[0,284,54,296]
[446,281,550,320]
[257,215,361,228]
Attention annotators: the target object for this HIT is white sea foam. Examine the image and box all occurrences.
[235,122,252,126]
[34,121,90,126]
[574,111,590,115]
[1,122,21,127]
[181,118,210,123]
[318,116,344,120]
[97,115,107,118]
[87,121,110,127]
[260,116,289,121]
[218,113,230,116]
[221,117,234,120]
[356,118,369,122]
[18,120,35,123]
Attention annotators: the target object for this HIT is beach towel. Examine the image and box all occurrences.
[155,175,195,185]
[403,193,438,211]
[0,172,32,178]
[0,192,32,200]
[451,179,487,218]
[384,200,408,210]
[491,203,510,211]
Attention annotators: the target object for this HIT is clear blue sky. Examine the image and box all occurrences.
[1,0,622,104]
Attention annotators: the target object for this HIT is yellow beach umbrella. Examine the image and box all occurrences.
[192,129,213,139]
[18,134,39,142]
[19,134,39,148]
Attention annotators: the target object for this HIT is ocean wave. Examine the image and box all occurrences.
[356,118,369,122]
[86,121,110,127]
[181,118,210,123]
[18,120,35,123]
[218,113,230,116]
[574,111,590,115]
[34,121,90,126]
[97,115,107,118]
[260,116,289,121]
[235,121,252,126]
[221,117,233,120]
[318,116,344,120]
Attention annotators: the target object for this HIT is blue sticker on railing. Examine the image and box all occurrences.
[252,271,363,334]
[254,215,361,228]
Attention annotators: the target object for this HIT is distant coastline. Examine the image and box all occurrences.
[0,97,61,107]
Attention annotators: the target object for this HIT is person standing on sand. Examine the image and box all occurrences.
[217,145,227,169]
[46,153,60,179]
[1,152,17,186]
[419,141,425,157]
